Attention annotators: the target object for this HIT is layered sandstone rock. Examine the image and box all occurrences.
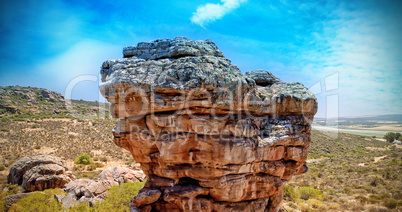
[8,154,75,192]
[99,37,317,212]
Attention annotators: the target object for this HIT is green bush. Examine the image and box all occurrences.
[0,166,5,171]
[297,186,325,200]
[283,185,298,200]
[69,203,93,212]
[34,145,41,150]
[91,181,145,212]
[9,189,65,212]
[74,153,93,165]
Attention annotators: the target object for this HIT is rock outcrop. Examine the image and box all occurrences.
[56,179,117,207]
[99,37,317,211]
[56,166,143,208]
[98,166,146,184]
[8,154,75,192]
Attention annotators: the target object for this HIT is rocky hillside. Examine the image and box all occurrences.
[0,86,66,115]
[0,86,125,184]
[0,86,110,121]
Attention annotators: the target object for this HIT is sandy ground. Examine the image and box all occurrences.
[33,146,57,154]
[374,155,388,163]
[306,158,325,163]
[0,138,7,144]
[358,155,387,167]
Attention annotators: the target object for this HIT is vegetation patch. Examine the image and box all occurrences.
[283,131,402,211]
[5,181,146,212]
[297,186,325,200]
[8,189,66,212]
[74,153,93,165]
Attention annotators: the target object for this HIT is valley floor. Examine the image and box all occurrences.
[313,125,402,137]
[283,130,402,212]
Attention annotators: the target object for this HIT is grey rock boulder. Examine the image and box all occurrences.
[83,180,118,199]
[65,179,95,197]
[100,55,253,97]
[79,196,104,207]
[122,37,224,60]
[60,178,113,208]
[54,193,79,208]
[245,70,281,86]
[98,166,146,184]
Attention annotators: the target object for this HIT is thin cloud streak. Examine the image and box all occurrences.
[298,4,402,117]
[191,0,247,27]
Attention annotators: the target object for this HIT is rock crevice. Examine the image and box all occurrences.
[99,37,317,212]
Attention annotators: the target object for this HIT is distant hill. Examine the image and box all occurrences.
[0,86,110,120]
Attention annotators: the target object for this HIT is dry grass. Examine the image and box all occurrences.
[283,131,402,212]
[0,99,135,184]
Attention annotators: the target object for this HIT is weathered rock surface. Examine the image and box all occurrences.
[7,154,75,192]
[58,167,141,208]
[99,37,318,211]
[4,193,30,210]
[84,180,118,198]
[122,36,224,60]
[98,166,146,184]
[63,178,117,199]
[246,70,281,86]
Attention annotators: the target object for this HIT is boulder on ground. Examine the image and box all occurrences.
[83,180,118,199]
[7,154,75,192]
[98,166,146,184]
[64,179,95,197]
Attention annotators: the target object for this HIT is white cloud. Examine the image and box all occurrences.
[191,0,247,27]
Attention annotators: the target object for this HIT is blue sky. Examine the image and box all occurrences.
[0,0,401,118]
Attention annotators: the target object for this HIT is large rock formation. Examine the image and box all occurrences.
[99,37,317,211]
[8,154,76,192]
